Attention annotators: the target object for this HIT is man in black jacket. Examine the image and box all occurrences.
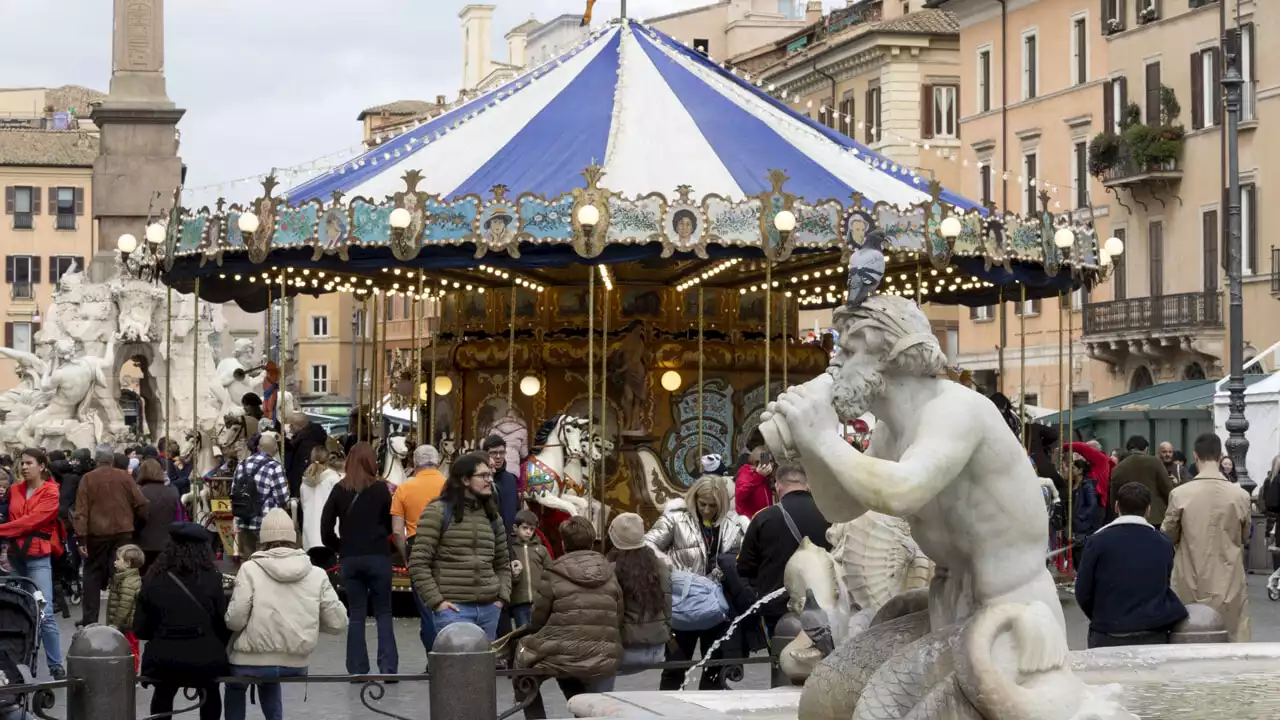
[1075,482,1188,648]
[285,411,328,497]
[737,463,831,635]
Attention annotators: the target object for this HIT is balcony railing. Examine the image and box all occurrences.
[1083,292,1222,336]
[1271,246,1280,296]
[1101,152,1182,189]
[55,213,76,230]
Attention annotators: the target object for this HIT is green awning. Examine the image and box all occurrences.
[1039,376,1271,427]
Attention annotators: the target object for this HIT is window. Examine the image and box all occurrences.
[1071,391,1090,408]
[1023,152,1038,214]
[864,86,882,143]
[1148,220,1164,296]
[969,305,994,321]
[1103,76,1128,133]
[979,164,993,206]
[4,322,34,354]
[1072,141,1088,209]
[355,310,368,338]
[1241,24,1255,122]
[5,256,37,300]
[1112,228,1127,300]
[1101,0,1123,34]
[1190,48,1221,129]
[1071,285,1089,311]
[5,187,37,230]
[693,39,710,56]
[384,297,396,321]
[402,295,411,318]
[1014,298,1041,316]
[1023,393,1039,407]
[310,364,329,394]
[1021,31,1038,100]
[1144,61,1161,126]
[1242,183,1257,275]
[1137,0,1159,22]
[977,48,992,113]
[49,256,82,284]
[1071,16,1088,85]
[922,85,958,139]
[839,91,854,137]
[356,367,367,390]
[1202,209,1219,292]
[53,187,80,230]
[311,315,329,337]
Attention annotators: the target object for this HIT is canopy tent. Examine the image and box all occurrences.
[1213,371,1280,483]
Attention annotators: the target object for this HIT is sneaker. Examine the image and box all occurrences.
[49,665,66,681]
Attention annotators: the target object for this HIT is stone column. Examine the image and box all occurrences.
[91,0,185,275]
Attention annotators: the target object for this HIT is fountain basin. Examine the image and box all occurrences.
[566,643,1280,719]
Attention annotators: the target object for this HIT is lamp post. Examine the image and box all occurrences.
[1222,28,1252,491]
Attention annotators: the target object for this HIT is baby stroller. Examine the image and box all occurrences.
[0,576,45,716]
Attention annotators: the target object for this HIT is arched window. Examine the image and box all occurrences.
[1183,362,1206,380]
[1130,366,1154,391]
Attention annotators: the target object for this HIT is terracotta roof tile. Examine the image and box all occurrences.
[43,85,105,113]
[874,9,958,35]
[0,129,99,167]
[357,100,441,120]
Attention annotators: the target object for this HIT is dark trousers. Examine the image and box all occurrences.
[81,534,130,626]
[340,554,398,674]
[150,682,221,720]
[516,676,609,720]
[1086,629,1169,649]
[659,624,740,691]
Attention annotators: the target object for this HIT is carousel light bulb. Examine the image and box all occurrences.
[233,274,242,281]
[1054,227,1075,248]
[389,207,412,229]
[661,370,683,392]
[145,223,166,245]
[478,287,485,294]
[419,383,430,402]
[434,376,453,395]
[576,204,600,226]
[238,211,260,234]
[519,375,541,396]
[939,216,962,239]
[392,268,400,275]
[117,233,138,253]
[465,284,473,291]
[773,210,796,233]
[441,278,448,285]
[1104,236,1125,256]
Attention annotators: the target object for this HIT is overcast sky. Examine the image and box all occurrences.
[0,0,845,206]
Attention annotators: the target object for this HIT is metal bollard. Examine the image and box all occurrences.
[1170,603,1229,644]
[770,613,803,688]
[428,622,496,720]
[66,625,135,720]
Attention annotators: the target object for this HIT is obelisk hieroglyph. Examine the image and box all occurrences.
[92,0,185,267]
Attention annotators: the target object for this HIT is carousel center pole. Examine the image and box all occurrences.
[764,260,772,407]
[781,290,788,390]
[414,277,424,446]
[165,285,171,457]
[429,292,438,445]
[1067,284,1076,569]
[373,290,383,437]
[587,267,596,489]
[277,274,286,438]
[600,268,609,512]
[697,286,705,460]
[1019,284,1027,451]
[357,297,367,442]
[508,284,517,408]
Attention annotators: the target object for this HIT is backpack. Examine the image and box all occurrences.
[230,464,261,523]
[670,569,730,632]
[1264,469,1280,515]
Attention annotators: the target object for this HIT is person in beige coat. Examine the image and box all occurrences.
[1161,433,1253,641]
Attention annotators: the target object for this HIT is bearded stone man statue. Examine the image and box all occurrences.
[760,295,1132,720]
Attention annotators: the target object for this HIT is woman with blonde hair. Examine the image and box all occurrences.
[301,445,340,568]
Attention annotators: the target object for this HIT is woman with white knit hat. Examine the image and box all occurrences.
[606,513,671,678]
[223,508,347,720]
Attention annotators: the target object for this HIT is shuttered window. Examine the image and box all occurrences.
[49,256,84,284]
[1023,152,1039,214]
[979,164,993,206]
[1073,142,1088,209]
[1144,62,1162,125]
[1148,221,1164,297]
[1102,76,1129,133]
[1022,32,1038,100]
[1072,17,1088,85]
[1190,48,1221,129]
[921,85,958,139]
[977,49,992,113]
[839,91,854,137]
[1202,210,1219,292]
[864,86,881,144]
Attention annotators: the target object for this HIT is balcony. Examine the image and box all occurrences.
[1084,292,1222,336]
[1101,153,1182,189]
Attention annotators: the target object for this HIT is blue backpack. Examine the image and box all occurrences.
[670,569,730,631]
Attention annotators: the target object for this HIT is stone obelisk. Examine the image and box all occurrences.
[91,0,185,279]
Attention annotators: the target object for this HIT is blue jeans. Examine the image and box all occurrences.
[340,555,398,674]
[9,555,63,672]
[409,578,438,653]
[510,603,532,630]
[433,602,501,641]
[223,665,307,720]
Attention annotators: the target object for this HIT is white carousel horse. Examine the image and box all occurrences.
[381,434,410,487]
[559,428,614,532]
[522,414,593,519]
[178,418,223,528]
[437,431,477,477]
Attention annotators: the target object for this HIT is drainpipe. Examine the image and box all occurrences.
[997,0,1009,394]
[813,60,838,129]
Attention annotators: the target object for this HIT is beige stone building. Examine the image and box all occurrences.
[928,0,1272,410]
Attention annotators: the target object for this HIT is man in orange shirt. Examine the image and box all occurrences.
[392,444,446,654]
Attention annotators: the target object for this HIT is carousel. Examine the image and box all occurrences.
[153,18,1116,546]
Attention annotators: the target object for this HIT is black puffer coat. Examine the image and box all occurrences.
[133,569,230,682]
[518,550,623,680]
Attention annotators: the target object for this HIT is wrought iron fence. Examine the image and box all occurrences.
[1083,291,1222,335]
[0,678,76,720]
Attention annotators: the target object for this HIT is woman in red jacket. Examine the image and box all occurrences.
[734,448,775,519]
[0,447,65,678]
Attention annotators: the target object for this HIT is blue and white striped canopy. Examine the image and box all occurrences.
[287,20,978,211]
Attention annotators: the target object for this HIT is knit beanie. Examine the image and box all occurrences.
[259,508,297,545]
[608,512,646,551]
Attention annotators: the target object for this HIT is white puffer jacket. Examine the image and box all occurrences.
[225,547,348,667]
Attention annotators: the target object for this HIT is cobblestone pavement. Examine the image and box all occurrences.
[32,574,1280,718]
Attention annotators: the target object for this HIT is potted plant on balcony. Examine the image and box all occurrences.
[1088,132,1122,176]
[1138,0,1159,24]
[1104,17,1123,35]
[1121,87,1185,172]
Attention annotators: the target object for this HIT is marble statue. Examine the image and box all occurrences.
[0,347,50,447]
[213,338,264,416]
[760,294,1133,720]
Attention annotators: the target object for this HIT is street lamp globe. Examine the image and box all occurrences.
[1054,227,1075,249]
[238,211,260,234]
[773,210,797,234]
[117,234,138,254]
[661,370,683,392]
[1104,236,1125,256]
[145,223,166,245]
[939,216,963,239]
[389,207,412,229]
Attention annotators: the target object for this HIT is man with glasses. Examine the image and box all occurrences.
[482,434,523,544]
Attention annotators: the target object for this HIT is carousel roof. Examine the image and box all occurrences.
[285,19,978,211]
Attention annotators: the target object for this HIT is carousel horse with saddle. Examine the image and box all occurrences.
[521,414,610,555]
